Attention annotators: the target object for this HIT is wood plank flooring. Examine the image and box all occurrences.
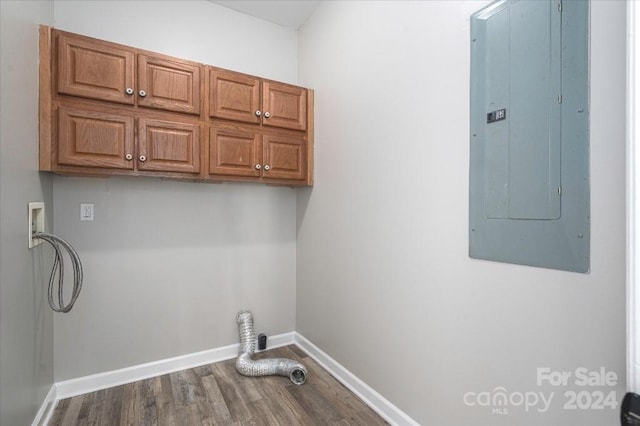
[49,345,388,425]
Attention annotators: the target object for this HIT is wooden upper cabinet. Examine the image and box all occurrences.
[58,106,135,169]
[41,27,312,185]
[138,119,201,174]
[209,126,305,181]
[57,107,200,174]
[138,55,201,115]
[263,133,306,180]
[56,31,200,115]
[209,69,260,125]
[262,81,307,131]
[209,67,307,131]
[57,33,135,105]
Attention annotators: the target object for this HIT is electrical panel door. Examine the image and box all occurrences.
[469,0,589,272]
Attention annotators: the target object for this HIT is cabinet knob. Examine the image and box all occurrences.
[255,110,262,117]
[138,90,147,97]
[263,164,270,171]
[125,88,134,96]
[125,153,133,160]
[264,111,271,118]
[139,155,147,162]
[255,164,261,170]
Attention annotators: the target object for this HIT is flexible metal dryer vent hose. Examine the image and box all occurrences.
[235,310,307,385]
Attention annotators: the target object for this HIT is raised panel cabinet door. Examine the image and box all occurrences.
[138,55,201,115]
[137,119,201,174]
[209,126,261,177]
[57,33,135,104]
[209,68,261,124]
[58,106,135,169]
[262,81,307,131]
[262,133,306,180]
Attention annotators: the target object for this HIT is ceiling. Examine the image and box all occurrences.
[210,0,321,29]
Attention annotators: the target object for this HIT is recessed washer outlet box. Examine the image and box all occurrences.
[28,202,45,248]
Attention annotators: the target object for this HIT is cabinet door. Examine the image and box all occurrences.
[57,33,135,105]
[138,55,201,115]
[209,126,261,177]
[209,68,261,124]
[138,119,200,174]
[262,133,306,180]
[262,81,307,131]
[58,106,135,169]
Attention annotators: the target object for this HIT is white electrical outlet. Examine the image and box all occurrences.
[28,202,45,248]
[80,203,94,221]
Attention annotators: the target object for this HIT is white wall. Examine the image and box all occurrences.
[296,1,627,425]
[52,0,299,380]
[54,0,297,83]
[630,0,640,393]
[0,1,55,425]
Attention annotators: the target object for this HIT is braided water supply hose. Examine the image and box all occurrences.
[32,232,83,313]
[235,310,307,385]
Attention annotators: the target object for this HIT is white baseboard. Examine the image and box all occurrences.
[31,384,56,426]
[36,331,415,426]
[56,331,295,399]
[294,333,419,426]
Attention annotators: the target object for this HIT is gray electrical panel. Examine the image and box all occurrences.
[469,0,589,272]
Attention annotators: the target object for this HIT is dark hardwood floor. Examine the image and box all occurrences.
[49,345,388,425]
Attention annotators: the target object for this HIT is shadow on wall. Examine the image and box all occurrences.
[296,186,313,236]
[27,233,54,416]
